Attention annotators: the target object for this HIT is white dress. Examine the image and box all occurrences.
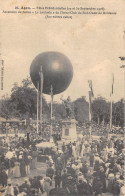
[13,161,21,178]
[72,145,77,158]
[80,144,85,157]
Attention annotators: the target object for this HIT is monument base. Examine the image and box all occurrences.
[61,119,77,142]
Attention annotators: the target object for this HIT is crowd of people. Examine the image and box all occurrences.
[0,124,124,196]
[77,122,124,136]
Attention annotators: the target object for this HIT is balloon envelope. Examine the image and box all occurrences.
[30,52,73,95]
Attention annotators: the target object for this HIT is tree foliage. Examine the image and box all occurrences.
[92,96,124,127]
[0,77,49,120]
[73,96,89,122]
[0,97,13,119]
[112,99,124,127]
[53,103,66,121]
[92,97,110,124]
[0,77,124,128]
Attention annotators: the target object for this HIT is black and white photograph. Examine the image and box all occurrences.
[0,0,125,195]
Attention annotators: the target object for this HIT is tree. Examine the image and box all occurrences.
[92,97,110,124]
[53,102,66,121]
[112,99,124,127]
[0,77,49,120]
[73,96,89,122]
[21,77,32,88]
[0,97,12,120]
[10,86,37,119]
[0,77,124,127]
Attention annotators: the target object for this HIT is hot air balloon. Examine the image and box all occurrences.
[30,51,73,135]
[30,51,73,95]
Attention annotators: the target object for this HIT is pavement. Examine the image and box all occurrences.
[8,161,113,196]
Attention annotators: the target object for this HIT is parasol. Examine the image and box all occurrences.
[36,142,55,149]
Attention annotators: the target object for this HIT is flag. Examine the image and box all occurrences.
[88,80,94,97]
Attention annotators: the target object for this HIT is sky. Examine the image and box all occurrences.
[0,0,125,103]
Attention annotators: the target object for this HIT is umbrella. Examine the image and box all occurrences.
[36,142,55,149]
[7,118,20,122]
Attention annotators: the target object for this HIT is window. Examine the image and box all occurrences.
[65,128,69,136]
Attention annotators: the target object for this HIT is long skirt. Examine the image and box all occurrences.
[30,159,36,169]
[20,165,26,177]
[26,164,30,175]
[13,163,21,178]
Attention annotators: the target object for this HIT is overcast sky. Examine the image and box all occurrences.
[0,0,125,103]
